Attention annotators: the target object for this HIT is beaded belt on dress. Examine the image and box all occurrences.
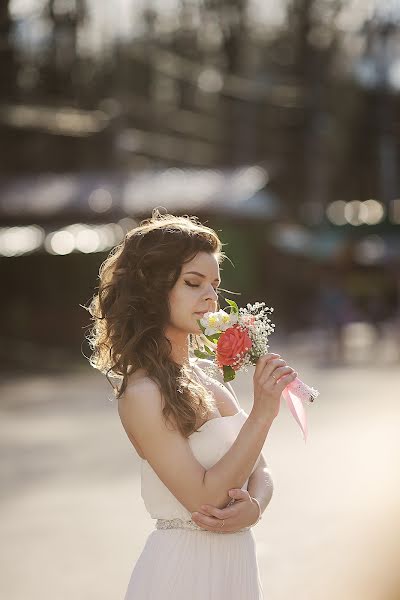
[155,517,251,533]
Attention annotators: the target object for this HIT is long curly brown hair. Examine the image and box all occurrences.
[84,209,232,438]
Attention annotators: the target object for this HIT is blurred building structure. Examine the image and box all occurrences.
[0,0,399,367]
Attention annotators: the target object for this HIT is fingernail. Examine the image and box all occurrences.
[192,512,198,517]
[200,505,207,510]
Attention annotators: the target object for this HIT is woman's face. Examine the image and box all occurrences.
[168,251,221,335]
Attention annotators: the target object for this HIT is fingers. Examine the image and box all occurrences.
[258,357,297,387]
[271,365,296,381]
[192,511,229,532]
[200,505,234,519]
[253,353,280,382]
[192,501,236,528]
[258,358,286,384]
[275,370,297,392]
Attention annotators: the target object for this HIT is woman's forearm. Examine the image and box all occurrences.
[204,413,274,509]
[247,465,274,514]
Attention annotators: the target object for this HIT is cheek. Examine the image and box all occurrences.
[172,286,197,310]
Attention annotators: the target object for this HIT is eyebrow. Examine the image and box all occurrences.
[184,271,221,283]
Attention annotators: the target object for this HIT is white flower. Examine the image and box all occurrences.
[200,309,238,335]
[217,309,238,331]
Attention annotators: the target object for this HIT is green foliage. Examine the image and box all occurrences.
[207,332,221,343]
[193,349,213,359]
[224,298,239,314]
[223,365,236,382]
[196,319,206,333]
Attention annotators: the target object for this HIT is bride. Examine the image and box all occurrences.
[86,209,297,599]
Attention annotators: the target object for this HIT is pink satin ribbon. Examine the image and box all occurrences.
[281,377,319,443]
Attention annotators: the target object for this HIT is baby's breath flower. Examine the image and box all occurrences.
[199,300,275,379]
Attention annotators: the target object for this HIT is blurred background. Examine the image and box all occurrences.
[0,1,399,599]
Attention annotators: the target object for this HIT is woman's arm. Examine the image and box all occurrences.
[247,452,274,515]
[119,377,273,514]
[225,380,274,514]
[191,451,273,532]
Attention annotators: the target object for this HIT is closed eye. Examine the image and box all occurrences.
[185,281,221,293]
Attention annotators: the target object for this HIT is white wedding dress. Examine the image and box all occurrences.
[124,406,264,599]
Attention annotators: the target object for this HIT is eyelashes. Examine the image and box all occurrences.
[185,281,221,294]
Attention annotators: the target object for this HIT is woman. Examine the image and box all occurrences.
[86,209,297,599]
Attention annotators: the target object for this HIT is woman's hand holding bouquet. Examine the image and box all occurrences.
[252,353,298,424]
[194,299,319,442]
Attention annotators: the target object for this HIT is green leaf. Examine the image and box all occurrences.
[194,349,213,359]
[204,345,214,354]
[207,333,221,343]
[196,319,206,334]
[222,365,236,382]
[224,299,239,314]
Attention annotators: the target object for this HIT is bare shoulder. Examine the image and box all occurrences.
[118,372,164,419]
[193,358,241,414]
[116,367,213,514]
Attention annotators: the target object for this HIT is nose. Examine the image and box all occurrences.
[203,284,218,305]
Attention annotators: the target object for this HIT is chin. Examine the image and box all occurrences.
[188,321,202,336]
[178,317,201,335]
[192,323,202,334]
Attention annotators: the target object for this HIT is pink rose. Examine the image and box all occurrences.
[216,324,253,369]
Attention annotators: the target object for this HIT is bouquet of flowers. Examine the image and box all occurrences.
[194,299,319,442]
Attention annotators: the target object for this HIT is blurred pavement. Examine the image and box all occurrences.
[1,344,400,600]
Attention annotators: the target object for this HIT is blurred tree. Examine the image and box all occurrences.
[0,0,16,100]
[1,0,399,216]
[42,0,87,99]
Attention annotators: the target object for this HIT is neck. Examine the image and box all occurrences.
[164,326,191,367]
